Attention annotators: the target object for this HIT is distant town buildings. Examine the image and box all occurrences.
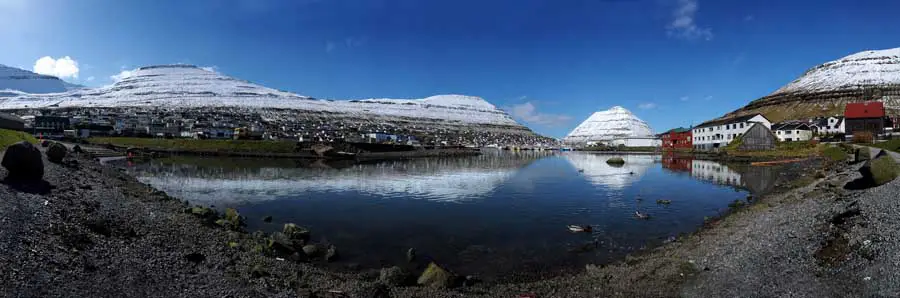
[6,106,557,148]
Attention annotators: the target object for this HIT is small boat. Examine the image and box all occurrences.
[634,211,650,220]
[656,199,672,205]
[567,225,593,233]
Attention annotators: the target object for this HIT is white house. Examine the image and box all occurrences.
[692,114,772,151]
[818,116,845,135]
[773,123,813,142]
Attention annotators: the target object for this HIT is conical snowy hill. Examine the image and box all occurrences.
[563,106,653,144]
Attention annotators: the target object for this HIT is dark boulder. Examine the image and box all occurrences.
[302,244,319,257]
[378,266,410,286]
[1,141,44,180]
[283,223,310,241]
[46,142,68,163]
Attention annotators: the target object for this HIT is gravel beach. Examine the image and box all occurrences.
[2,146,898,298]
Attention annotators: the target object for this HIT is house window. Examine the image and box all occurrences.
[740,123,744,128]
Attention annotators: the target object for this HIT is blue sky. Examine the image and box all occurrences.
[2,0,899,138]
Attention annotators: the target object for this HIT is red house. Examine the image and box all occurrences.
[660,127,692,150]
[844,101,887,137]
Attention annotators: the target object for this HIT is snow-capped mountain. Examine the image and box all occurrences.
[0,64,523,128]
[0,64,82,95]
[771,48,900,95]
[725,47,900,122]
[563,106,654,144]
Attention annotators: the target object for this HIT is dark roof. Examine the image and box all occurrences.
[772,122,810,131]
[695,114,767,129]
[0,112,24,124]
[661,127,691,134]
[844,102,885,119]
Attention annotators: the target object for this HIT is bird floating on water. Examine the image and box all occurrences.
[567,225,593,233]
[634,211,650,220]
[656,199,672,205]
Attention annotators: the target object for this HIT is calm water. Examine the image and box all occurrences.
[117,151,778,281]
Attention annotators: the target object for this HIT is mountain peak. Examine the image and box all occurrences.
[564,106,653,144]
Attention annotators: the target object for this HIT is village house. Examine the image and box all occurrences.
[773,122,813,142]
[844,101,888,139]
[692,114,771,151]
[737,122,778,151]
[660,127,692,150]
[810,116,845,136]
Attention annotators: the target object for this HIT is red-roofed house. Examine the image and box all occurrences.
[844,101,887,137]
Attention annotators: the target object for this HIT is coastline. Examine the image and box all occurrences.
[3,144,897,297]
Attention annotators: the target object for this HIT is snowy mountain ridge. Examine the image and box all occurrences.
[0,64,82,94]
[772,47,900,95]
[0,64,521,127]
[724,47,900,122]
[563,106,654,144]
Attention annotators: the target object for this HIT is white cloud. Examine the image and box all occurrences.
[507,102,572,127]
[667,0,713,41]
[704,95,713,101]
[679,96,690,101]
[86,76,95,82]
[638,103,658,109]
[744,15,755,22]
[325,41,336,53]
[33,56,80,79]
[110,69,136,82]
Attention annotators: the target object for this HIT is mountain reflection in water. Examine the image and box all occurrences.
[119,152,780,282]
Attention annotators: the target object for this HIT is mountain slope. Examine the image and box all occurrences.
[0,64,521,127]
[0,64,78,94]
[724,48,900,122]
[563,106,653,144]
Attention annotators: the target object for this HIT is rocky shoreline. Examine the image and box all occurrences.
[2,142,898,297]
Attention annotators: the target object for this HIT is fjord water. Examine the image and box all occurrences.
[120,151,777,281]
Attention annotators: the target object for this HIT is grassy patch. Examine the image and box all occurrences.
[0,129,37,148]
[872,139,900,152]
[822,146,848,162]
[723,141,821,159]
[88,137,297,153]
